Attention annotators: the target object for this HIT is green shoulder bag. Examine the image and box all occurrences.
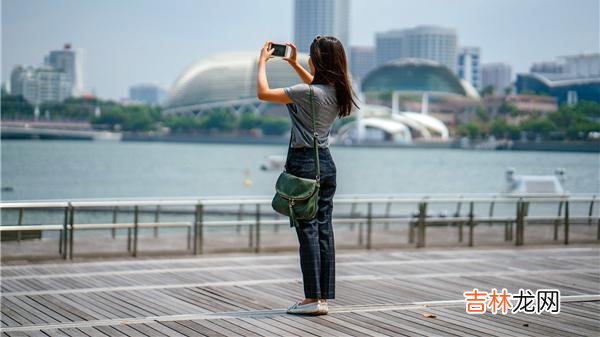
[271,85,320,228]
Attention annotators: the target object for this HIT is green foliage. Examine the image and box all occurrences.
[259,116,290,135]
[520,118,557,137]
[480,85,495,97]
[163,115,204,133]
[1,93,33,119]
[239,114,262,130]
[500,101,520,117]
[490,118,509,138]
[202,109,238,132]
[457,122,481,139]
[461,101,600,141]
[90,104,159,132]
[475,106,490,122]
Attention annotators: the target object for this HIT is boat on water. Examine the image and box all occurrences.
[260,155,286,171]
[504,167,567,196]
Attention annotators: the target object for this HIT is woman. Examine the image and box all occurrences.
[256,35,358,315]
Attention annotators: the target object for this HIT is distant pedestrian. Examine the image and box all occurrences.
[256,35,358,315]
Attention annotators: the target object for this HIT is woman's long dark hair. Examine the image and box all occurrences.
[309,36,359,118]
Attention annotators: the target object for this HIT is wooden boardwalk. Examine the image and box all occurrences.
[1,246,599,336]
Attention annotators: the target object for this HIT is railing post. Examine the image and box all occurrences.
[237,204,243,234]
[194,203,204,255]
[468,201,474,247]
[453,198,463,242]
[187,225,192,250]
[132,205,139,257]
[111,206,118,239]
[417,202,427,248]
[564,200,570,245]
[127,206,132,252]
[350,201,357,231]
[515,200,523,246]
[62,205,69,260]
[553,201,563,241]
[366,202,373,249]
[588,196,595,227]
[59,207,66,255]
[248,207,254,248]
[384,200,390,230]
[69,205,75,259]
[255,204,261,253]
[154,205,160,238]
[17,208,23,242]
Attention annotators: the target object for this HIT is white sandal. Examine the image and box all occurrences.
[286,301,327,315]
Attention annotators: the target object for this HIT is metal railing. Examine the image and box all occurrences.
[1,194,598,259]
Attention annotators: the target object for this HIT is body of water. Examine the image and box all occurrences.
[1,139,598,201]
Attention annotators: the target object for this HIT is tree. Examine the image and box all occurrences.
[521,118,557,138]
[475,106,491,122]
[457,122,481,139]
[202,109,237,132]
[500,101,521,117]
[480,85,495,97]
[490,118,509,138]
[260,117,290,135]
[239,114,262,130]
[0,93,33,119]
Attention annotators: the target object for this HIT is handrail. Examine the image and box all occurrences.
[1,193,595,208]
[1,194,597,260]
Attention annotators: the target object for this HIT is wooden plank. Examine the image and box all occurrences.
[361,310,455,336]
[0,299,47,325]
[182,319,241,336]
[134,322,189,337]
[206,318,263,337]
[58,327,92,337]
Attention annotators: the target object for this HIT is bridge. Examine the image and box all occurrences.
[1,121,121,141]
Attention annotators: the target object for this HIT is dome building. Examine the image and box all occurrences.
[361,58,479,99]
[163,52,310,116]
[333,58,480,144]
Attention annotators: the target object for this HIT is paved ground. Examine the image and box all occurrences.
[1,246,599,336]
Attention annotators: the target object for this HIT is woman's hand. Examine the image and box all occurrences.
[259,40,275,64]
[283,42,298,66]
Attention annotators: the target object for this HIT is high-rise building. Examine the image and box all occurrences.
[530,62,565,75]
[45,43,84,96]
[129,84,166,106]
[481,63,512,93]
[375,25,458,73]
[10,65,71,105]
[350,46,375,86]
[560,54,600,78]
[531,54,599,78]
[457,47,481,90]
[516,54,600,104]
[294,0,349,53]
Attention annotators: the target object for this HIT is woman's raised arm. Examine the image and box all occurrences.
[283,43,314,84]
[256,40,293,104]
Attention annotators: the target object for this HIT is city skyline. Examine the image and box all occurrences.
[2,0,598,100]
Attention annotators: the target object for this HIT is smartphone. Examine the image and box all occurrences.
[270,43,291,58]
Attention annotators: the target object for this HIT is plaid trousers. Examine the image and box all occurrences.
[285,147,337,299]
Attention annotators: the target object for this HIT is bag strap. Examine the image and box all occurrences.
[308,85,320,184]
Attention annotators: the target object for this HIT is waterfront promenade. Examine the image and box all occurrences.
[1,246,599,336]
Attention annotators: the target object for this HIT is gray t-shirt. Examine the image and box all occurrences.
[283,83,339,148]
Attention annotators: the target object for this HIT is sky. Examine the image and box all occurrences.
[2,0,599,100]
